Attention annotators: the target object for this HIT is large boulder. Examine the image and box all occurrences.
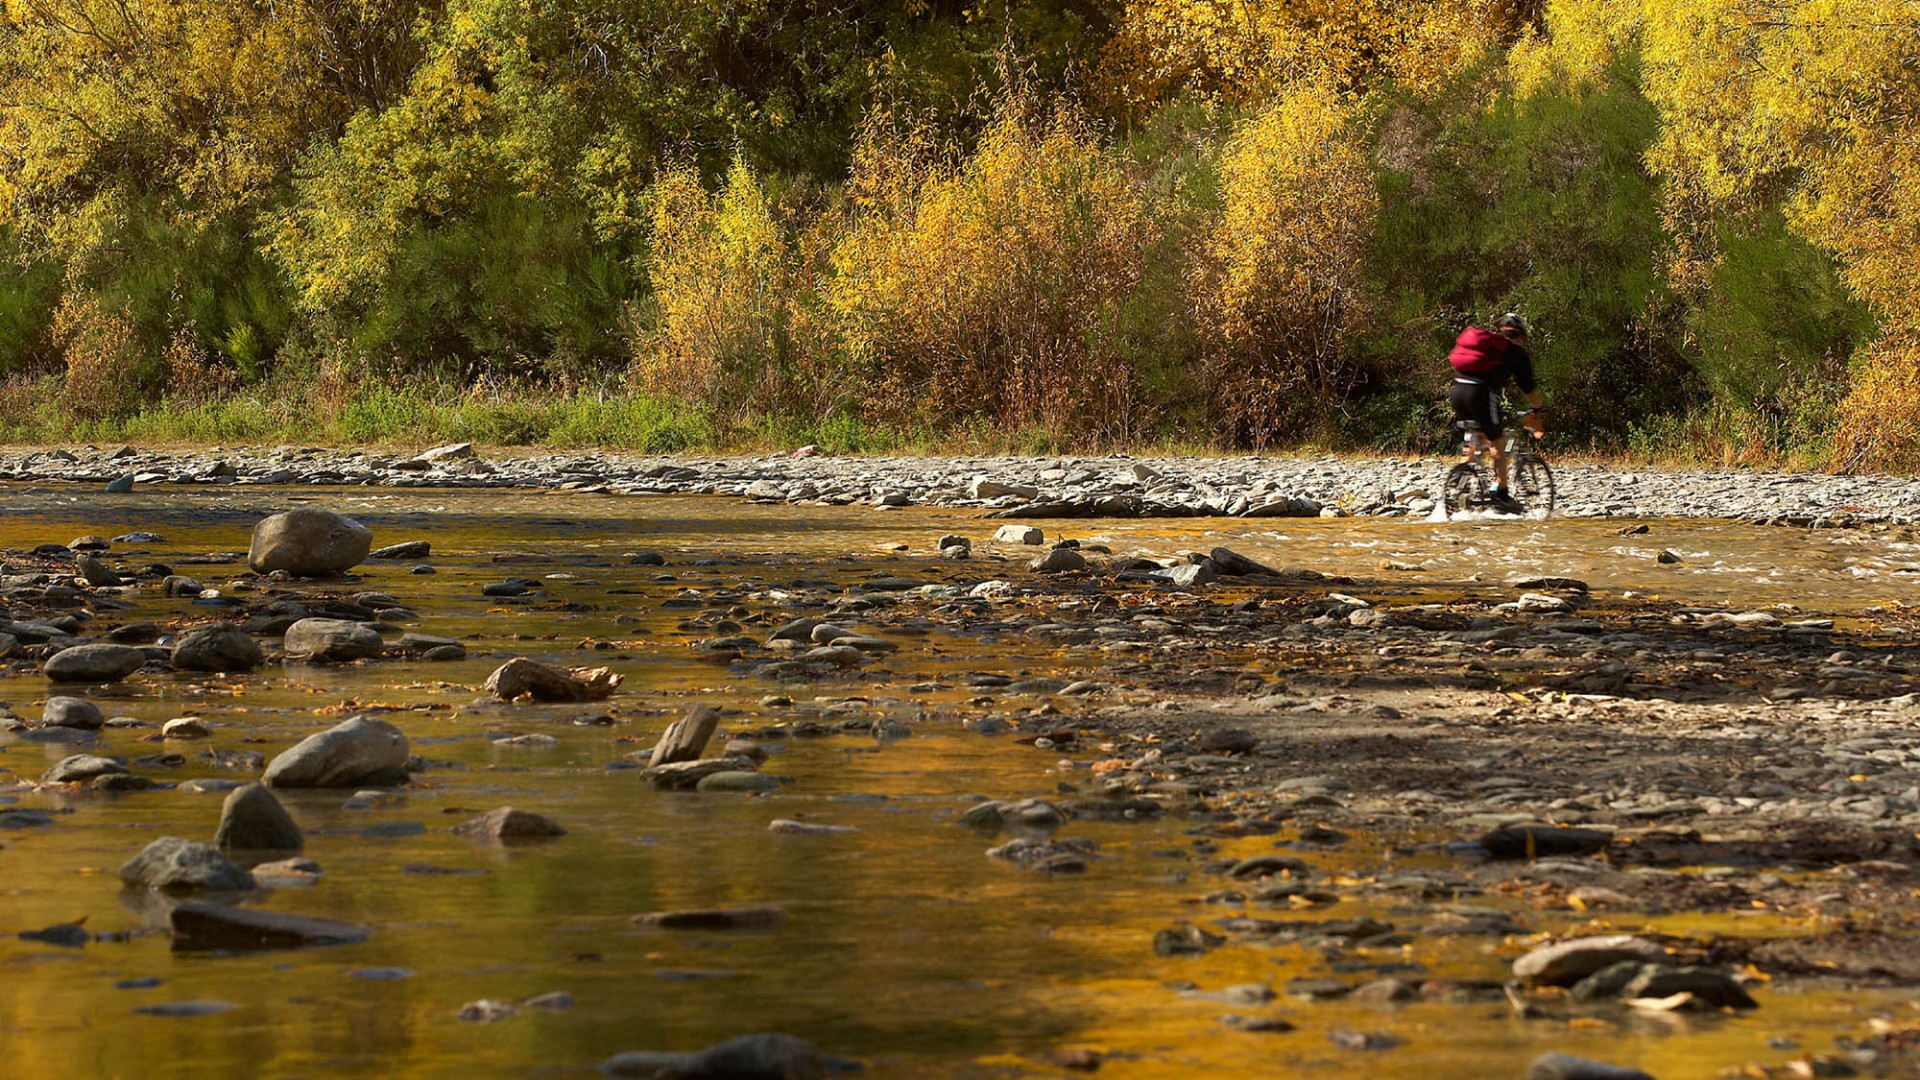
[282,618,383,663]
[248,508,372,576]
[172,623,264,673]
[43,642,147,683]
[214,782,303,852]
[119,837,256,892]
[263,715,410,789]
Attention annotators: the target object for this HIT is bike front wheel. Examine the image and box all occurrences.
[1442,462,1486,516]
[1514,454,1556,517]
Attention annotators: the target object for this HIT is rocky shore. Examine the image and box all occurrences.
[6,442,1918,524]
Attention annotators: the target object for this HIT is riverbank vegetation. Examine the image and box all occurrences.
[1,1,1912,468]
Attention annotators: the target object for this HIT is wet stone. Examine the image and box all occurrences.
[263,715,411,789]
[40,695,104,730]
[1527,1054,1656,1080]
[1513,935,1669,986]
[42,754,127,783]
[44,642,147,683]
[632,907,788,931]
[214,783,303,853]
[119,837,256,893]
[170,902,370,951]
[452,806,567,842]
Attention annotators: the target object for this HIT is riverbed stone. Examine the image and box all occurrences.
[119,837,256,892]
[1030,548,1086,573]
[161,717,212,739]
[283,618,383,663]
[601,1033,827,1079]
[172,623,264,672]
[485,657,621,702]
[632,907,789,931]
[452,806,567,841]
[74,553,122,587]
[44,642,147,683]
[263,715,411,789]
[1513,935,1668,986]
[1569,961,1758,1009]
[1528,1054,1655,1080]
[696,771,781,793]
[214,783,303,852]
[42,754,127,783]
[994,524,1044,545]
[41,695,105,729]
[1480,824,1614,860]
[248,508,373,575]
[169,901,369,951]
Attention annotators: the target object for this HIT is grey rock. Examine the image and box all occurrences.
[172,624,264,673]
[1209,547,1281,576]
[248,508,373,575]
[42,753,128,783]
[452,806,566,842]
[169,901,369,951]
[282,618,383,663]
[1155,562,1217,588]
[993,524,1045,545]
[44,643,147,683]
[602,1033,827,1079]
[369,540,431,560]
[41,695,105,729]
[119,837,256,892]
[214,783,303,852]
[1512,935,1668,986]
[74,554,122,587]
[695,771,781,793]
[1030,548,1086,573]
[263,715,411,789]
[1528,1053,1656,1080]
[104,473,135,493]
[1480,824,1613,860]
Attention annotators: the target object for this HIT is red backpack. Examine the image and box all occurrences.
[1450,326,1509,376]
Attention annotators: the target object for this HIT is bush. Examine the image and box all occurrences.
[1191,82,1377,446]
[828,95,1160,443]
[635,159,798,423]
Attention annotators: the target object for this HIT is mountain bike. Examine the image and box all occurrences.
[1441,408,1555,517]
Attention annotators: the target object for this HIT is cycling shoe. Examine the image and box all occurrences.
[1486,491,1525,515]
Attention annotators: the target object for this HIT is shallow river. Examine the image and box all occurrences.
[1,488,1911,1078]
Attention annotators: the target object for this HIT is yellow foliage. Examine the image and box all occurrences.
[1834,336,1920,472]
[828,99,1159,439]
[1099,0,1519,108]
[1621,0,1920,466]
[635,159,793,421]
[0,0,418,268]
[1193,82,1378,444]
[1507,0,1642,96]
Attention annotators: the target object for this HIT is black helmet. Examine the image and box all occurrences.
[1497,312,1530,338]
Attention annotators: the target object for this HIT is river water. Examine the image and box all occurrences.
[1,488,1912,1078]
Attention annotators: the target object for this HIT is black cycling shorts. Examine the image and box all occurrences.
[1449,379,1501,440]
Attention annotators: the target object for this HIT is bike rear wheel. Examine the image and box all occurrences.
[1442,462,1486,516]
[1514,454,1556,517]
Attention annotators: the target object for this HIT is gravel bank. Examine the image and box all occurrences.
[6,444,1918,524]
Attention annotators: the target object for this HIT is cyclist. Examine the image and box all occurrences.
[1448,312,1545,514]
